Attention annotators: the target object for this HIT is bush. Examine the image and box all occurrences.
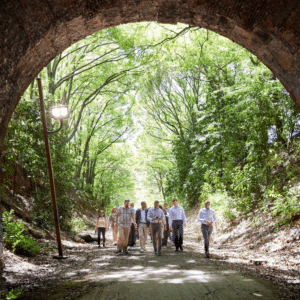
[222,206,237,222]
[1,289,23,300]
[3,210,40,257]
[70,217,86,233]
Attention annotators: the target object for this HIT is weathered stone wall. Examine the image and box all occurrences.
[1,0,300,150]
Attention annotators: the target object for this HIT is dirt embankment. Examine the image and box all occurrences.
[185,204,300,299]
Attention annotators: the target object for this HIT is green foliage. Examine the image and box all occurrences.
[1,289,23,300]
[222,206,237,223]
[3,210,40,257]
[137,25,299,218]
[2,22,300,225]
[70,217,86,233]
[265,187,300,226]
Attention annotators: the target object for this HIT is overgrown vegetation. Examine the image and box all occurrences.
[1,289,23,300]
[1,22,299,231]
[2,210,40,257]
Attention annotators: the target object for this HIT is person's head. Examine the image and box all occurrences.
[124,199,130,207]
[141,201,147,210]
[98,210,105,218]
[204,200,210,210]
[154,200,160,209]
[130,202,134,208]
[163,203,168,210]
[173,199,179,207]
[111,206,117,214]
[171,199,175,207]
[163,209,167,215]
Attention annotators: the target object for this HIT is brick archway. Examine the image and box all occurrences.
[1,0,300,149]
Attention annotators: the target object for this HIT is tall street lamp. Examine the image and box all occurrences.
[37,77,69,259]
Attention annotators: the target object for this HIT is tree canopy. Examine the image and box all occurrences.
[2,22,300,229]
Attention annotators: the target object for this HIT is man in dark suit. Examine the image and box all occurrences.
[135,201,150,252]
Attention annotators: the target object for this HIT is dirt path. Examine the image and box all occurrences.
[14,234,282,300]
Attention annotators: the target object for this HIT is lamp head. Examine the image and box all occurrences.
[50,105,70,120]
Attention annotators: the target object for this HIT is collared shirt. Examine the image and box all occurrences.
[169,205,186,225]
[165,208,170,214]
[147,207,165,223]
[140,209,146,223]
[116,206,135,227]
[197,208,217,225]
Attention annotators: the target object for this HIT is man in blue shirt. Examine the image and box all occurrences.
[197,200,217,258]
[168,199,186,251]
[147,200,165,255]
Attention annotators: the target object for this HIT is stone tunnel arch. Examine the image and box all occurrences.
[1,0,300,150]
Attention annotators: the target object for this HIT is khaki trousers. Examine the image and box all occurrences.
[112,226,118,243]
[138,223,148,250]
[117,226,130,250]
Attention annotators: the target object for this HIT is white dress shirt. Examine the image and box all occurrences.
[147,207,164,223]
[140,209,146,223]
[169,205,186,225]
[197,208,217,225]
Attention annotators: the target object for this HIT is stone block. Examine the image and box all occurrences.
[67,16,88,43]
[275,50,295,71]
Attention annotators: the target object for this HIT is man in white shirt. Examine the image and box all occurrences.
[147,200,165,255]
[169,200,175,242]
[197,200,217,258]
[168,199,186,251]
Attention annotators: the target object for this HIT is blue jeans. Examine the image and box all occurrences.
[201,224,213,253]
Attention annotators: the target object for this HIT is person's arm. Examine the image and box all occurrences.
[133,215,137,227]
[182,208,187,226]
[135,210,139,225]
[198,210,207,225]
[169,210,173,230]
[146,210,150,226]
[132,209,137,227]
[147,209,154,222]
[158,210,164,224]
[162,214,166,226]
[115,209,119,223]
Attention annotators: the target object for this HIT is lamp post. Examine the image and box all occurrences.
[37,77,69,259]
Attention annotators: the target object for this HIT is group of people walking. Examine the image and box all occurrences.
[95,199,217,258]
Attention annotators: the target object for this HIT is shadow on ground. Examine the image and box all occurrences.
[17,240,281,300]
